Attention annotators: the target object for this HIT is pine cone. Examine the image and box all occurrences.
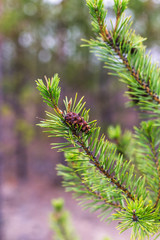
[64,112,90,133]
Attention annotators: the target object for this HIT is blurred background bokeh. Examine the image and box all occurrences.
[1,0,160,239]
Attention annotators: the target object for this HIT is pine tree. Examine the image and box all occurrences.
[36,1,160,239]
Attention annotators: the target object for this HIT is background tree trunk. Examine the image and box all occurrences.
[0,35,4,240]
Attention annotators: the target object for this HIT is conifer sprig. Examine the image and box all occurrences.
[86,0,108,37]
[36,76,140,205]
[113,198,160,240]
[84,0,160,122]
[36,75,63,117]
[113,0,129,32]
[58,159,123,210]
[36,75,160,239]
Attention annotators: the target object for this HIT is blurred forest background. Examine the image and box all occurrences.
[1,0,160,239]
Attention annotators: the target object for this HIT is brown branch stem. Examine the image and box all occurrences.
[94,4,160,208]
[95,9,160,105]
[112,45,160,104]
[62,114,135,201]
[72,133,135,202]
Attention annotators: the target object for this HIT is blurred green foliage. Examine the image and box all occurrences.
[51,198,79,240]
[51,198,111,240]
[107,125,134,160]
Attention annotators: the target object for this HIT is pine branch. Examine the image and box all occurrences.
[111,42,160,105]
[57,159,124,217]
[58,152,124,211]
[68,127,135,201]
[113,198,160,240]
[37,76,150,210]
[113,0,129,33]
[36,1,160,238]
[84,0,160,121]
[37,76,142,204]
[36,73,160,238]
[71,163,123,209]
[36,75,63,117]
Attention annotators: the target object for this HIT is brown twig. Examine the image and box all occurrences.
[72,133,135,202]
[62,112,135,201]
[112,45,160,104]
[94,8,160,105]
[132,209,139,222]
[94,6,109,41]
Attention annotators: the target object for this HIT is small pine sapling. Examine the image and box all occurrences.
[50,198,79,240]
[36,0,160,239]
